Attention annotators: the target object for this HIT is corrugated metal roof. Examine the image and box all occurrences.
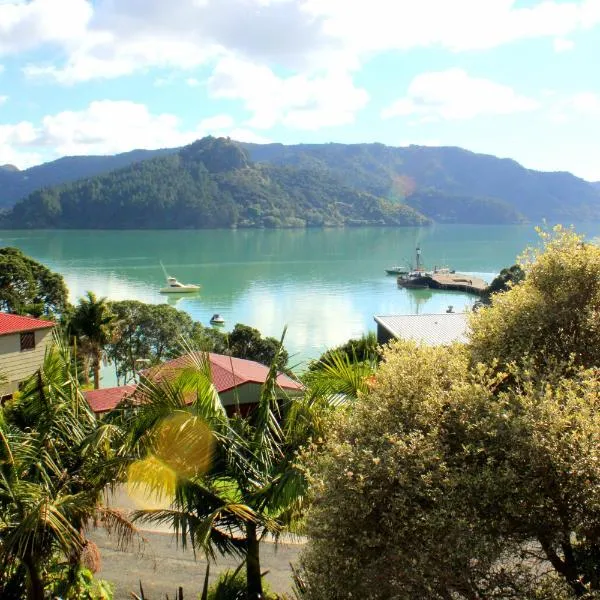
[86,352,304,414]
[85,385,137,413]
[0,313,55,336]
[374,313,469,346]
[154,352,303,394]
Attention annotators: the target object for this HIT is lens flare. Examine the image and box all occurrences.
[126,455,177,510]
[154,412,214,478]
[126,413,215,509]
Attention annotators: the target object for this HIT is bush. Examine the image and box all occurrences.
[208,570,277,600]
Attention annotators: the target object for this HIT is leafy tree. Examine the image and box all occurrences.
[106,301,284,384]
[107,300,211,384]
[0,338,129,599]
[301,340,600,599]
[0,246,69,317]
[70,292,116,389]
[308,332,379,372]
[225,324,289,370]
[470,226,600,373]
[478,263,525,306]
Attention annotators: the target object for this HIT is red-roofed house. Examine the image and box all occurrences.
[85,352,303,415]
[0,313,56,398]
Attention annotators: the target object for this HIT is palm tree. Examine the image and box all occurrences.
[0,337,135,599]
[70,291,116,389]
[116,337,362,599]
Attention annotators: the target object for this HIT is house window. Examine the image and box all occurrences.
[20,332,35,351]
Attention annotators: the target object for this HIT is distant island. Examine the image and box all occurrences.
[2,136,600,229]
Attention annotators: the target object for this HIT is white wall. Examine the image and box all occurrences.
[0,328,54,396]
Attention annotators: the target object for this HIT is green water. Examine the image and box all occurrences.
[2,225,599,369]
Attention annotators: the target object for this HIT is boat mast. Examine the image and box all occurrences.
[160,261,170,280]
[416,246,422,271]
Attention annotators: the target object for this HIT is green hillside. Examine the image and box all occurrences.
[0,148,172,210]
[2,138,428,229]
[3,137,600,228]
[243,142,600,222]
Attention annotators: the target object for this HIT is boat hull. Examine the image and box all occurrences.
[159,286,200,294]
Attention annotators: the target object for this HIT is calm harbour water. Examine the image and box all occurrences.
[2,224,600,371]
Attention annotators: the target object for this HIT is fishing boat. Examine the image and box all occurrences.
[210,313,225,325]
[385,267,410,276]
[397,246,429,287]
[159,262,201,294]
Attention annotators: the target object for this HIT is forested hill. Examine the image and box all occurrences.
[242,142,600,223]
[2,138,428,229]
[2,137,600,228]
[0,148,172,210]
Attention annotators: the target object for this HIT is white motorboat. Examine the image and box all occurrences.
[210,313,225,325]
[159,262,200,294]
[160,277,201,294]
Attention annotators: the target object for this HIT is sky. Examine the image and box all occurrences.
[0,0,600,180]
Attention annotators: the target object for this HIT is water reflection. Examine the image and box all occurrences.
[3,225,600,366]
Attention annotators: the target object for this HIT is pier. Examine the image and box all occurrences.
[398,272,488,296]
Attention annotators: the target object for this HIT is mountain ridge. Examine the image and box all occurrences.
[2,137,599,227]
[2,137,428,229]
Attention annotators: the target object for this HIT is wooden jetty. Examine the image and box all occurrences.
[398,272,488,296]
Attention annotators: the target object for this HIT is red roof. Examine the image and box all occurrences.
[85,353,303,414]
[155,352,304,394]
[0,313,55,336]
[85,384,137,414]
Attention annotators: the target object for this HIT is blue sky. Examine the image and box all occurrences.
[1,0,600,179]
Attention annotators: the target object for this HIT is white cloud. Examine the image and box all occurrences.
[0,95,7,105]
[304,0,600,53]
[0,100,265,167]
[0,0,92,55]
[554,37,575,52]
[186,77,201,87]
[10,0,600,85]
[382,69,539,121]
[209,56,369,129]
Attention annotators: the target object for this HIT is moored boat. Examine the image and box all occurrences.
[159,262,201,294]
[210,313,225,325]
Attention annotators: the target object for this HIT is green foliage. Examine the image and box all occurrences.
[70,292,117,389]
[308,332,379,372]
[105,302,289,383]
[478,263,526,306]
[116,330,361,598]
[225,324,289,371]
[405,189,525,224]
[470,226,600,373]
[4,139,600,223]
[3,137,428,230]
[207,569,276,600]
[107,300,207,384]
[0,149,173,209]
[0,338,120,599]
[0,246,69,316]
[48,567,113,600]
[301,341,600,598]
[246,142,600,222]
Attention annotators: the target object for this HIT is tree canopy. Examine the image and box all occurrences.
[0,246,69,317]
[470,226,600,373]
